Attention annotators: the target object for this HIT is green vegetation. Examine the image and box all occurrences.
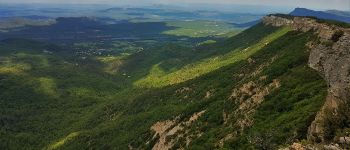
[0,18,55,32]
[135,26,290,87]
[331,30,344,42]
[156,31,327,150]
[0,23,328,150]
[163,20,242,38]
[0,40,130,150]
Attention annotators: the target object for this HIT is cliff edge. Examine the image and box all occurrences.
[263,15,350,144]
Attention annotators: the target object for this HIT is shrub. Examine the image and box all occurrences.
[331,30,344,42]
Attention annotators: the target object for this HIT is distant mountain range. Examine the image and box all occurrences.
[290,8,350,23]
[326,10,350,17]
[230,20,261,28]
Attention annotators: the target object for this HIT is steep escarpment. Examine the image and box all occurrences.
[263,15,350,144]
[45,22,328,150]
[127,27,328,150]
[2,15,343,150]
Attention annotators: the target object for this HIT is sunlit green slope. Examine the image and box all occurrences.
[59,26,326,149]
[134,26,290,87]
[0,23,327,150]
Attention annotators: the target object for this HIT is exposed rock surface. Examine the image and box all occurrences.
[263,15,350,143]
[220,78,280,146]
[150,110,206,150]
[338,136,350,144]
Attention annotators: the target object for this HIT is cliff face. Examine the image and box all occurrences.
[263,15,350,143]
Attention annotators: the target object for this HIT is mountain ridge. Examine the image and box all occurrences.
[290,8,350,23]
[1,13,350,149]
[263,14,350,148]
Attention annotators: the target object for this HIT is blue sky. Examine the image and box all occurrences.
[0,0,349,11]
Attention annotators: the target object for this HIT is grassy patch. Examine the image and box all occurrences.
[134,26,290,87]
[163,20,242,38]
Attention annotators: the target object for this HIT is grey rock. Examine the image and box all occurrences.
[262,15,350,143]
[339,136,350,144]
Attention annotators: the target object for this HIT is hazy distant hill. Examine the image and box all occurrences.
[290,8,350,23]
[230,19,261,28]
[100,7,264,24]
[326,10,350,17]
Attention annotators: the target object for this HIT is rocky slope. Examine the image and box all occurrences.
[133,24,328,149]
[2,14,348,150]
[263,14,350,146]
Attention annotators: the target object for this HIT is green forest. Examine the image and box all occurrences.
[0,22,332,149]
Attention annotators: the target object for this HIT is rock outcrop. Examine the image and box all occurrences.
[263,15,350,143]
[149,110,206,150]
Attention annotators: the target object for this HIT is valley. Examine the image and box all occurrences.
[0,3,350,150]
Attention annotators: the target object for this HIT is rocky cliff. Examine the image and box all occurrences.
[263,15,350,144]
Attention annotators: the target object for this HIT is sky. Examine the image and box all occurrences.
[0,0,349,11]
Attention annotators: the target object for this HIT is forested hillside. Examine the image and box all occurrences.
[0,19,336,149]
